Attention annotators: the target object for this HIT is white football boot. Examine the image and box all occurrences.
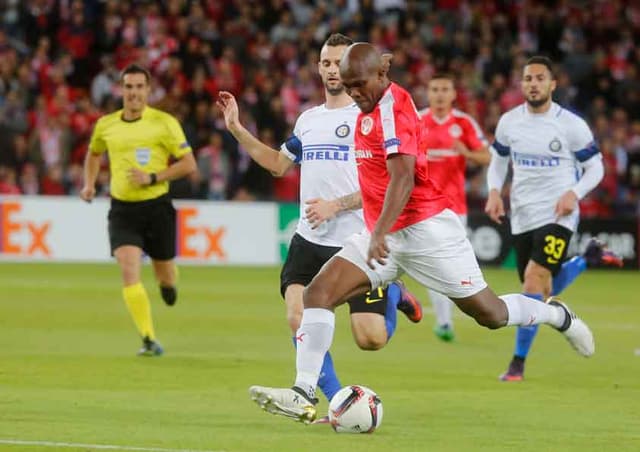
[548,300,595,357]
[249,386,317,424]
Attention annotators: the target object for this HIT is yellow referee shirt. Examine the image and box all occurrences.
[89,107,192,201]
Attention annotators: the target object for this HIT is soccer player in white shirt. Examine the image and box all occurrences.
[486,56,621,382]
[216,34,422,405]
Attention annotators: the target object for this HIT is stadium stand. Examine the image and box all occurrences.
[0,0,638,218]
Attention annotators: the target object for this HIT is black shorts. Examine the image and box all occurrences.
[108,194,176,260]
[513,224,573,282]
[280,233,386,315]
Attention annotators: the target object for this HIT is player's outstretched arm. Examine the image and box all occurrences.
[80,151,102,202]
[216,91,293,177]
[305,191,362,229]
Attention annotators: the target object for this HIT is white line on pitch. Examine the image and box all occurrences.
[0,439,225,452]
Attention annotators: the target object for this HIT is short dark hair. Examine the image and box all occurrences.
[429,72,455,83]
[324,33,353,48]
[120,64,151,83]
[524,56,555,79]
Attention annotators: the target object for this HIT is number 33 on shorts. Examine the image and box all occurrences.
[544,234,566,264]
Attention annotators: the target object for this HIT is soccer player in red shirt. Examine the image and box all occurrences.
[249,43,595,424]
[420,73,491,342]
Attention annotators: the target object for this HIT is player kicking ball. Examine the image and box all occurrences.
[248,43,596,424]
[217,34,422,415]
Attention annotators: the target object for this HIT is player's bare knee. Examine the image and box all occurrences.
[474,313,503,329]
[472,305,506,330]
[354,333,386,351]
[523,264,552,297]
[303,283,332,309]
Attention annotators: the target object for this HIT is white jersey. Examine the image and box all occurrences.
[492,102,599,234]
[280,103,363,247]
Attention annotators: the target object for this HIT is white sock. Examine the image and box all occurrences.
[294,308,335,400]
[429,289,454,327]
[500,294,565,328]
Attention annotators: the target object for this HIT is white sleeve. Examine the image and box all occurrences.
[487,148,510,191]
[571,153,604,199]
[487,116,511,191]
[568,116,596,156]
[567,115,603,199]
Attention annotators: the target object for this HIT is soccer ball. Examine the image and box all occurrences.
[328,385,383,433]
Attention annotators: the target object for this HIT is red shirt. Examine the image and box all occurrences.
[420,108,487,214]
[355,83,451,232]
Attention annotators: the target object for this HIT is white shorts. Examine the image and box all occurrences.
[336,209,487,299]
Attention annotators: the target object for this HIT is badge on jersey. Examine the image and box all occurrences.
[361,116,373,135]
[549,138,562,152]
[448,124,462,138]
[135,148,151,166]
[335,123,350,138]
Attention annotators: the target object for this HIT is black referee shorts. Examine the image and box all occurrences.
[108,194,177,260]
[513,223,573,282]
[280,233,386,315]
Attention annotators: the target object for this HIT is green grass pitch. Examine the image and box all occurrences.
[0,263,639,452]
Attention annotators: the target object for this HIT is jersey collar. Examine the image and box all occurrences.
[429,108,452,124]
[120,107,147,123]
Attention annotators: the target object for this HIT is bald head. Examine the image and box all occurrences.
[339,43,391,113]
[340,43,381,80]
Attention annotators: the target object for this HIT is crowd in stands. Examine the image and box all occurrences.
[0,0,639,218]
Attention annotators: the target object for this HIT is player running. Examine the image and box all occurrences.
[485,56,623,381]
[419,73,491,342]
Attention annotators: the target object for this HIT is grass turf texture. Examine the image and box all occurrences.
[0,263,639,452]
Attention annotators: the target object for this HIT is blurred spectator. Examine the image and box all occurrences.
[28,114,70,172]
[91,55,119,108]
[197,131,232,200]
[40,162,65,195]
[0,165,21,194]
[20,163,40,195]
[0,0,636,217]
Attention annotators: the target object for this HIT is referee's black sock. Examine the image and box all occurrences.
[160,286,177,306]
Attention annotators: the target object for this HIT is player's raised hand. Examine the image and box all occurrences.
[555,190,578,218]
[216,91,241,132]
[367,232,390,269]
[485,189,505,224]
[128,167,151,186]
[305,198,338,229]
[80,185,96,203]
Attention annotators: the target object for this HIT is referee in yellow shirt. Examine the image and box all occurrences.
[81,64,197,356]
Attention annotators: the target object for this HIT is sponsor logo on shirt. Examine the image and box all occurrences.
[354,149,373,159]
[513,151,560,167]
[301,144,350,162]
[302,150,350,162]
[361,116,373,135]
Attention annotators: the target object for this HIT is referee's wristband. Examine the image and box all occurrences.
[148,173,157,185]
